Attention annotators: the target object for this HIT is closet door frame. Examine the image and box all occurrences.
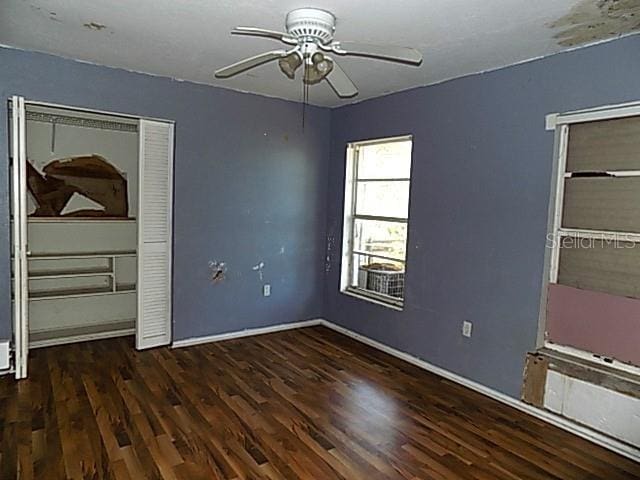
[8,99,175,377]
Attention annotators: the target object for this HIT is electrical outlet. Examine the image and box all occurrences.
[462,320,473,338]
[263,284,271,297]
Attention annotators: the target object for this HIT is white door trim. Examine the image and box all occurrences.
[10,95,29,380]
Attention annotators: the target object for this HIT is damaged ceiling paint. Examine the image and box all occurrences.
[550,0,640,46]
[83,21,107,31]
[1,0,639,107]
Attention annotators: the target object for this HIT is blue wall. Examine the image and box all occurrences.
[2,35,640,399]
[324,34,640,397]
[0,47,330,341]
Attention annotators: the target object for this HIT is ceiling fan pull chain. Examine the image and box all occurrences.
[302,63,307,131]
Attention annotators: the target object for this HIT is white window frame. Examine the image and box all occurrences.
[340,135,412,310]
[541,100,640,374]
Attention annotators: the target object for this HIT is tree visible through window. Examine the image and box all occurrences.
[341,136,412,307]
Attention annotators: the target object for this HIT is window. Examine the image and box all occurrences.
[545,104,640,369]
[340,136,412,308]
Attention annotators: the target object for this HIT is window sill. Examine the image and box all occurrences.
[341,288,404,311]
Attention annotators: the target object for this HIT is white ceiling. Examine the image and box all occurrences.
[1,0,638,107]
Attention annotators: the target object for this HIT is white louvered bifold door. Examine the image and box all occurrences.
[137,119,174,349]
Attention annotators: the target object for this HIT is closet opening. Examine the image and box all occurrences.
[9,98,174,378]
[24,104,138,347]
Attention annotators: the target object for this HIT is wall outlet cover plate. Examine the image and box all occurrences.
[462,321,473,338]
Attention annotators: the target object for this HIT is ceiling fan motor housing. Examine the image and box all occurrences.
[285,8,336,44]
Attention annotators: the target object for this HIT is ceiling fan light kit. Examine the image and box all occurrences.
[215,7,423,99]
[278,53,302,79]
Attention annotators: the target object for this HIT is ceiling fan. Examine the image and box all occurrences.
[215,8,423,98]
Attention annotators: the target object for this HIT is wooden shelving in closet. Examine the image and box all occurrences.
[27,250,136,300]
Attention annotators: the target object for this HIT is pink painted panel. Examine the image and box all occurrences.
[546,283,640,367]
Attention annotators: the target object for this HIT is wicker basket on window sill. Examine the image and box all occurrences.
[358,263,404,298]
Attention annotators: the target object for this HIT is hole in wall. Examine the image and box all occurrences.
[209,261,227,284]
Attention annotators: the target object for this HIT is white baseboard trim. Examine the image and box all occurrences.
[165,316,639,462]
[30,328,135,349]
[171,319,323,348]
[318,319,640,463]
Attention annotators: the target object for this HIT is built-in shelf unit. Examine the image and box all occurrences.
[28,251,136,300]
[14,219,139,346]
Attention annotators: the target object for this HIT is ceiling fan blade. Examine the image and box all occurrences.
[325,59,358,98]
[331,42,422,65]
[232,27,296,44]
[215,50,288,78]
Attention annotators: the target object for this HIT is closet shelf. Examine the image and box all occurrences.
[28,217,136,223]
[29,268,114,280]
[30,286,113,299]
[30,284,136,301]
[28,251,136,260]
[26,251,137,301]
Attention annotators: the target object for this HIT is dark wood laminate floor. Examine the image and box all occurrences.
[0,326,638,479]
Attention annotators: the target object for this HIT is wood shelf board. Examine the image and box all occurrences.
[29,320,135,348]
[29,285,136,301]
[29,251,136,260]
[30,319,135,343]
[29,269,114,279]
[30,286,113,299]
[27,217,137,222]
